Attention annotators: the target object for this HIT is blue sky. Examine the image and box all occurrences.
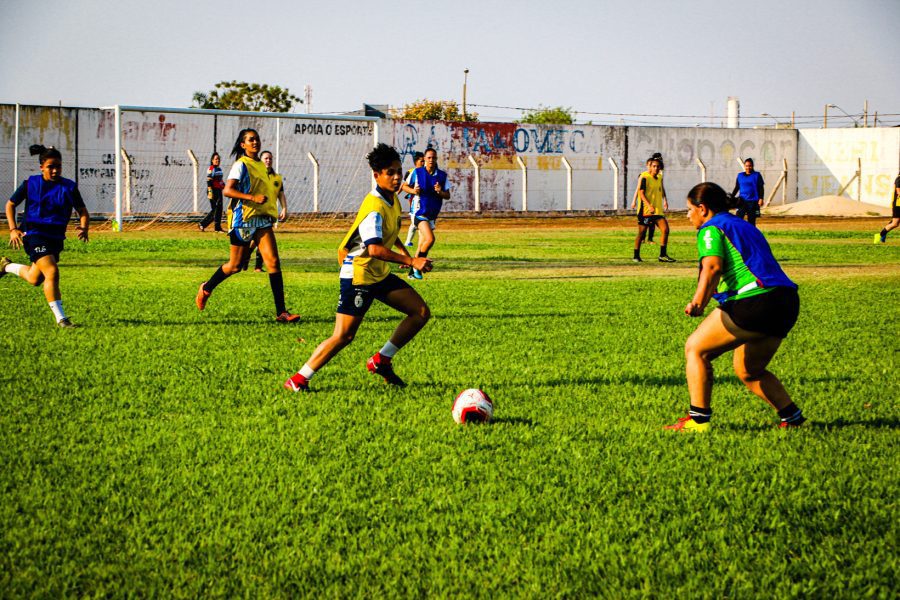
[2,0,898,127]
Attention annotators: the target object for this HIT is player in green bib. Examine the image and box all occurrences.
[666,182,805,432]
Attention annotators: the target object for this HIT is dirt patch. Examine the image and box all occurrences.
[765,195,890,217]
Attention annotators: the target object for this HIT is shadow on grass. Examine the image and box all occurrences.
[717,417,900,432]
[491,416,536,427]
[106,316,337,326]
[539,374,687,387]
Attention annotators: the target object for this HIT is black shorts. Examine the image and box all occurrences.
[736,201,761,219]
[23,233,64,263]
[637,212,662,226]
[718,287,800,339]
[892,204,900,219]
[337,273,412,317]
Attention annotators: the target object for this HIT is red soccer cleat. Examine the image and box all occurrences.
[366,353,407,387]
[196,283,211,311]
[283,373,310,392]
[275,311,302,323]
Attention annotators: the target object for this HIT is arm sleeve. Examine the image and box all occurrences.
[697,226,725,259]
[227,162,244,181]
[408,169,417,186]
[358,211,384,246]
[732,177,740,197]
[72,188,86,210]
[9,181,27,206]
[757,174,764,200]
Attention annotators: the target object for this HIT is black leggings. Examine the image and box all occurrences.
[200,191,223,230]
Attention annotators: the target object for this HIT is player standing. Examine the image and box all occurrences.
[631,156,675,262]
[2,145,89,328]
[403,151,425,247]
[732,158,765,227]
[198,152,225,232]
[666,182,804,432]
[252,150,288,272]
[195,129,300,322]
[401,147,450,279]
[284,144,433,392]
[873,172,900,243]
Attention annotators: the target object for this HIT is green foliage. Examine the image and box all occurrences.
[0,223,897,596]
[397,99,478,122]
[520,105,575,125]
[192,81,302,113]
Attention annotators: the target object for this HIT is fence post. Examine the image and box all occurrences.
[114,105,123,232]
[781,158,788,205]
[696,157,707,183]
[608,157,619,210]
[13,104,19,194]
[187,149,199,213]
[121,148,132,214]
[467,154,481,212]
[308,152,319,212]
[856,158,861,201]
[516,155,527,211]
[275,118,281,173]
[561,156,573,211]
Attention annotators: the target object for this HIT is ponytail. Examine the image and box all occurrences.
[30,144,62,164]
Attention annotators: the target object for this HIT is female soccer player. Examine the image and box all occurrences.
[630,156,675,262]
[666,182,804,432]
[401,147,450,279]
[251,150,288,272]
[732,158,765,227]
[873,172,900,243]
[284,144,433,392]
[2,145,89,328]
[403,151,425,247]
[195,129,300,322]
[198,152,225,232]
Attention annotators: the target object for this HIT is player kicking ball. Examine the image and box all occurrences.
[284,144,433,392]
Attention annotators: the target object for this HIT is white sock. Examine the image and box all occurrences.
[405,224,416,245]
[5,262,25,277]
[379,341,400,359]
[299,364,316,380]
[49,300,66,323]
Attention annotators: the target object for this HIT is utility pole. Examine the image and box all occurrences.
[304,85,312,114]
[824,104,828,128]
[462,69,469,121]
[863,99,868,127]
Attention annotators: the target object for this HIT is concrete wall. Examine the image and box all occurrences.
[798,129,900,206]
[3,103,897,215]
[627,127,798,209]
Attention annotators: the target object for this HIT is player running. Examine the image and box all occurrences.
[631,156,675,263]
[666,182,804,432]
[195,129,300,322]
[732,158,765,227]
[403,151,425,247]
[284,143,433,392]
[400,147,450,279]
[2,145,89,328]
[873,172,900,243]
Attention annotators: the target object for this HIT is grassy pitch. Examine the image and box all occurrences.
[0,217,897,597]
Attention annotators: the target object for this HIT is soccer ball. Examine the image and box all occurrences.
[452,389,494,424]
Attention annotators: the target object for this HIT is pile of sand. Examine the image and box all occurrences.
[764,195,890,217]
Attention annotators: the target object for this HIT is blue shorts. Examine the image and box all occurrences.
[414,215,437,230]
[229,216,275,247]
[337,274,412,317]
[23,233,64,263]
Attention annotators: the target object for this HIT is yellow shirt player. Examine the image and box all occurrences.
[284,144,434,393]
[874,173,900,243]
[631,156,675,263]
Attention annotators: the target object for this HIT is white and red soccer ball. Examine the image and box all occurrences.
[452,389,493,424]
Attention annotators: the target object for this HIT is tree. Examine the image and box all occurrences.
[520,105,574,125]
[396,99,478,122]
[191,81,302,113]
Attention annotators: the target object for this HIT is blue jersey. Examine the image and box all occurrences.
[9,175,85,240]
[736,171,764,202]
[409,166,449,220]
[699,212,796,304]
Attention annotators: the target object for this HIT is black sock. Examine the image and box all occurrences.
[689,405,712,424]
[203,267,229,293]
[880,228,888,238]
[777,403,805,425]
[255,251,264,270]
[269,272,286,315]
[659,244,667,257]
[633,248,640,259]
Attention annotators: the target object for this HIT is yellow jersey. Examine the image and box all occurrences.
[227,156,279,229]
[338,188,403,285]
[638,170,665,216]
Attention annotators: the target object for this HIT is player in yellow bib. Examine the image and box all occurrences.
[195,128,300,322]
[873,173,900,243]
[630,156,675,262]
[251,150,288,272]
[284,144,433,392]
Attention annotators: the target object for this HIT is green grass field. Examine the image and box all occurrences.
[1,218,897,598]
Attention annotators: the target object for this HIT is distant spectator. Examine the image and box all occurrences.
[199,152,225,232]
[732,158,765,227]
